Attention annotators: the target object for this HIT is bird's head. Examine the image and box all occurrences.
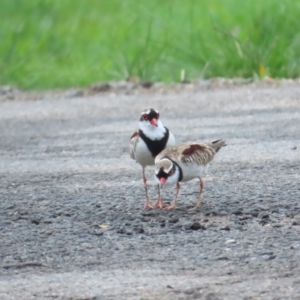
[138,108,165,139]
[155,158,180,186]
[139,108,160,126]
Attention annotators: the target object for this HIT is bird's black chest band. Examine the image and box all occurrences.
[139,128,169,158]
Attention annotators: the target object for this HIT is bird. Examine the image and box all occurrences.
[130,108,175,209]
[154,139,226,210]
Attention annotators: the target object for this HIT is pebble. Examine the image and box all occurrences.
[136,226,145,234]
[220,226,231,231]
[272,223,284,228]
[259,212,270,219]
[225,239,236,244]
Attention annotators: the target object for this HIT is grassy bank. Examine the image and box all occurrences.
[1,0,300,89]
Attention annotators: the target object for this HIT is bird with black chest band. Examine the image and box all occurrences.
[130,108,175,209]
[154,139,226,210]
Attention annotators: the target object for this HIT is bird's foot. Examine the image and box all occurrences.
[164,203,177,210]
[188,205,200,212]
[143,201,155,209]
[153,198,169,209]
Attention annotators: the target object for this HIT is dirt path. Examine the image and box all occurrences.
[0,85,300,299]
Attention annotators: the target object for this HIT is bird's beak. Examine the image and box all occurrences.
[160,177,167,185]
[150,118,157,126]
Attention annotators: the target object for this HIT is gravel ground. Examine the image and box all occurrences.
[0,84,300,299]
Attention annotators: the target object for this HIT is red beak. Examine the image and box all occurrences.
[160,177,167,185]
[150,118,157,126]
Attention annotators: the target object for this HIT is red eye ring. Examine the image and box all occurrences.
[142,114,148,120]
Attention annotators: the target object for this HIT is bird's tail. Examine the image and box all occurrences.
[207,139,227,152]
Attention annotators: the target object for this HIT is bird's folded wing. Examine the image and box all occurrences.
[179,143,215,166]
[130,131,139,159]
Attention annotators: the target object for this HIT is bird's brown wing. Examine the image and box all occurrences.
[179,143,216,166]
[155,143,214,165]
[155,140,226,165]
[130,131,139,159]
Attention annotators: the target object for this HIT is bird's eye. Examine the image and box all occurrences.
[168,169,174,176]
[142,114,148,120]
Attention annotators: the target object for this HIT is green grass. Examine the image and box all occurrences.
[1,0,300,89]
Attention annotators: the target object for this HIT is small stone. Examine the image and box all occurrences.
[250,211,259,217]
[291,146,297,150]
[239,215,252,221]
[272,223,283,228]
[266,255,276,261]
[221,226,230,231]
[136,226,144,234]
[89,230,103,236]
[190,222,206,230]
[217,256,229,260]
[259,212,270,219]
[169,218,179,224]
[292,221,299,226]
[233,210,243,216]
[215,211,228,216]
[30,219,40,225]
[44,230,53,235]
[225,239,235,244]
[44,219,52,224]
[260,251,273,256]
[259,219,269,226]
[15,209,28,216]
[117,227,126,234]
[271,208,280,214]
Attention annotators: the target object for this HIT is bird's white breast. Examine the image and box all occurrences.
[167,131,175,147]
[134,138,155,166]
[180,163,210,182]
[139,120,166,140]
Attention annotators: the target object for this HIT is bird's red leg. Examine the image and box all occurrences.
[153,185,168,208]
[142,168,154,209]
[164,182,180,210]
[190,178,204,211]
